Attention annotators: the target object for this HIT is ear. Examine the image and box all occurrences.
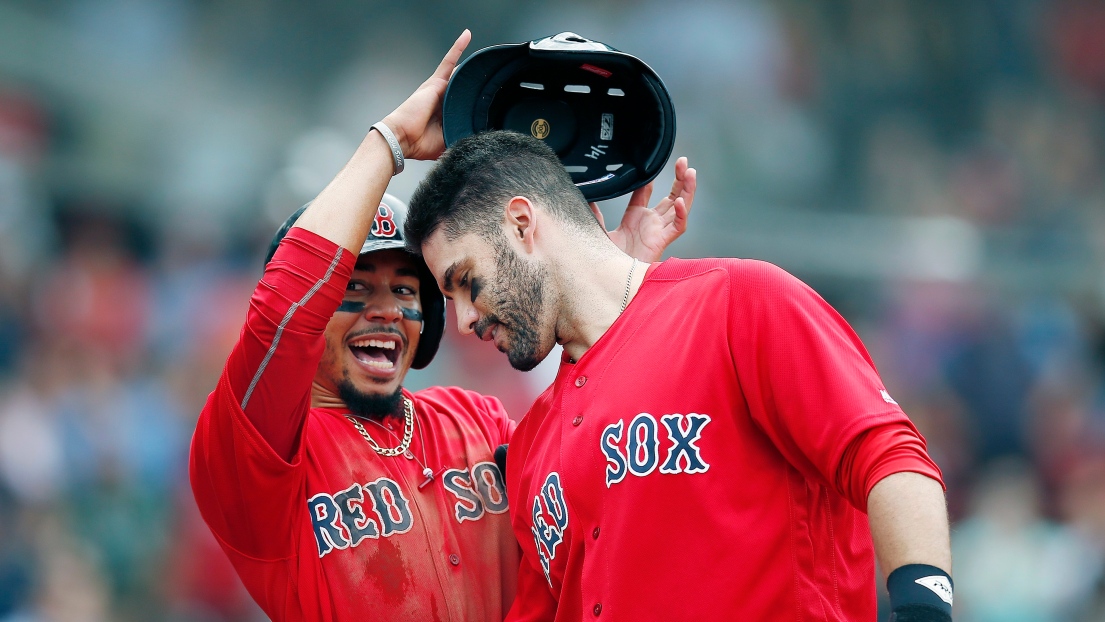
[504,196,538,251]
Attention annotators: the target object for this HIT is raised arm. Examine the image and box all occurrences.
[589,156,696,262]
[294,29,472,252]
[219,30,473,459]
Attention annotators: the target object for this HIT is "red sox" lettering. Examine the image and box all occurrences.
[441,461,509,522]
[308,462,509,558]
[600,413,711,488]
[531,471,568,587]
[309,477,413,557]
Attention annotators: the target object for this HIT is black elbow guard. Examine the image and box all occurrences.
[888,564,953,622]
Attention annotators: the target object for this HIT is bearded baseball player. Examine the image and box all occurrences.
[404,129,955,621]
[188,31,694,622]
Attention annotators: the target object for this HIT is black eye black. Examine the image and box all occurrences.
[470,278,482,303]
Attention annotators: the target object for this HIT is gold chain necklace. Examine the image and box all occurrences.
[344,397,414,457]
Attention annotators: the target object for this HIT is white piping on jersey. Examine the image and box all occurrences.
[241,247,345,410]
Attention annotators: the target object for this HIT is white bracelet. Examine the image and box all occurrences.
[371,121,405,175]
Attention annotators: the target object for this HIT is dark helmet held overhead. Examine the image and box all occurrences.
[265,194,446,370]
[442,32,676,203]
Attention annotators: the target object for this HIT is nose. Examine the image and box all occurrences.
[453,298,479,336]
[363,291,403,324]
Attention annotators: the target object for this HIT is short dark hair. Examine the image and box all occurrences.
[405,130,599,252]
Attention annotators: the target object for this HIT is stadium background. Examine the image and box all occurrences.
[1,0,1104,619]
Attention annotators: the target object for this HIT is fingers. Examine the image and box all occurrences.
[589,202,607,229]
[681,166,697,213]
[674,157,688,184]
[667,157,689,199]
[671,197,688,234]
[627,181,654,209]
[433,29,472,82]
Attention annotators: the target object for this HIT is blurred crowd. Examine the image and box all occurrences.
[2,0,1105,620]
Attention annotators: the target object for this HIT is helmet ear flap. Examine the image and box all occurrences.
[411,264,446,370]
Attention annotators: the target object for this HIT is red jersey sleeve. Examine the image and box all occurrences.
[505,548,558,622]
[485,393,517,446]
[838,422,945,512]
[189,227,354,560]
[728,261,936,502]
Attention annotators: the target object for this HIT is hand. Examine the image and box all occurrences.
[381,30,472,161]
[592,157,697,263]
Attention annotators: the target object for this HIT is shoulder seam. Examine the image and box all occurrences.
[646,260,733,282]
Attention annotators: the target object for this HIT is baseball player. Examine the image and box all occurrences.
[404,130,955,621]
[188,31,694,621]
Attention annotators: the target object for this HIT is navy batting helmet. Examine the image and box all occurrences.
[265,194,446,370]
[442,32,676,203]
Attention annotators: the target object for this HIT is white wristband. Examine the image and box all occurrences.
[371,121,405,175]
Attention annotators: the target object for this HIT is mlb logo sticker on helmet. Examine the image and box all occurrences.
[442,32,676,202]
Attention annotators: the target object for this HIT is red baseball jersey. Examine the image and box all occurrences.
[505,258,943,621]
[190,228,519,622]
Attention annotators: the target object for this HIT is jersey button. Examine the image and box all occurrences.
[575,376,587,387]
[592,527,600,539]
[593,603,602,616]
[572,415,583,426]
[448,554,460,566]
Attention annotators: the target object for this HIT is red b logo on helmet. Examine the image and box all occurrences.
[371,205,397,238]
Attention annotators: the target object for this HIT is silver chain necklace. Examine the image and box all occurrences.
[620,259,640,315]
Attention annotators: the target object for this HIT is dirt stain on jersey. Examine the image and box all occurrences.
[365,536,415,606]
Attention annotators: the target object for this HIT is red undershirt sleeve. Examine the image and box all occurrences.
[222,227,354,460]
[836,421,945,513]
[189,227,354,561]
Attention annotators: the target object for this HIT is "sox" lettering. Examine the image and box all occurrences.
[600,413,711,488]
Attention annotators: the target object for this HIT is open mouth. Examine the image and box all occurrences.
[348,335,402,373]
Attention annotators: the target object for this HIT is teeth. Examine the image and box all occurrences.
[363,360,394,370]
[350,338,396,349]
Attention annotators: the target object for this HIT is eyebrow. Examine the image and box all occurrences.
[442,261,462,293]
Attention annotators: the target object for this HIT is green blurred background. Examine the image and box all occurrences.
[1,0,1105,620]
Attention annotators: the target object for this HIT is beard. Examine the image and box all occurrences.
[475,237,550,372]
[337,380,403,421]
